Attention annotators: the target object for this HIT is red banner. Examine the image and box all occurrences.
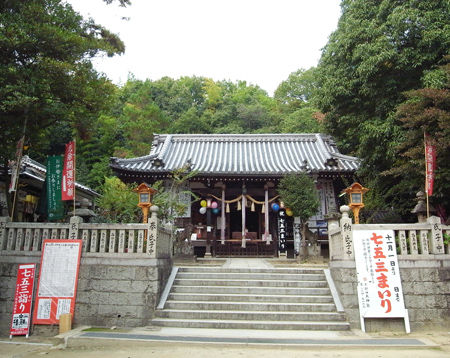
[33,240,82,325]
[10,264,36,337]
[425,138,436,196]
[62,141,75,201]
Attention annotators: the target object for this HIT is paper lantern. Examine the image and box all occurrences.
[200,200,207,207]
[272,203,280,212]
[199,207,207,214]
[286,209,293,216]
[212,208,220,215]
[211,201,218,209]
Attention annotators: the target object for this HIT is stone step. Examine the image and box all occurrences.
[155,309,346,322]
[177,272,326,281]
[164,301,337,312]
[174,278,328,288]
[178,267,325,275]
[154,266,348,331]
[151,318,350,331]
[168,292,334,304]
[172,285,331,295]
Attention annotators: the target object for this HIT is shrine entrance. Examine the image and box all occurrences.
[214,205,276,257]
[190,182,281,257]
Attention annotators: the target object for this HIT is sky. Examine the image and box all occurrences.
[69,0,342,95]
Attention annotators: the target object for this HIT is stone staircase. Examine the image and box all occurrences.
[152,266,350,330]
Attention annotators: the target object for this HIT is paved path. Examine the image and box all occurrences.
[2,327,449,358]
[222,258,274,268]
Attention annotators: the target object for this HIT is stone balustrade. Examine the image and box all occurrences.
[329,206,449,261]
[0,205,173,259]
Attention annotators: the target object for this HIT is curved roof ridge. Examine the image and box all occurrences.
[110,153,157,165]
[156,133,318,142]
[330,151,359,161]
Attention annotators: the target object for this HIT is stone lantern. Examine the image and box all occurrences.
[411,191,435,223]
[134,183,157,224]
[342,182,369,224]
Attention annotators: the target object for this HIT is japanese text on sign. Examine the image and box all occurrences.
[62,141,75,201]
[353,230,407,319]
[10,264,36,337]
[33,240,82,325]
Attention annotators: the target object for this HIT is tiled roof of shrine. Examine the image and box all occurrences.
[110,133,359,177]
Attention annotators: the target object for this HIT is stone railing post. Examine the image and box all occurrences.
[325,211,341,260]
[428,215,445,254]
[0,216,11,250]
[69,216,82,240]
[340,205,354,260]
[147,205,158,257]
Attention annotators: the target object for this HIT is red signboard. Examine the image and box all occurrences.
[425,139,436,196]
[33,240,82,325]
[10,264,36,337]
[62,141,75,201]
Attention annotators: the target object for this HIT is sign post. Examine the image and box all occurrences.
[353,229,410,333]
[10,263,36,338]
[33,240,82,325]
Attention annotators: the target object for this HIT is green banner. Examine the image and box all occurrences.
[46,155,64,221]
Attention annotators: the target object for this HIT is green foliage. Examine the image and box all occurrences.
[277,173,320,221]
[95,177,139,223]
[151,165,199,223]
[280,107,323,133]
[275,68,318,108]
[315,0,450,218]
[0,0,124,158]
[392,60,450,213]
[443,233,450,246]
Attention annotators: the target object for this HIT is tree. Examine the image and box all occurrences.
[95,177,139,223]
[280,107,323,133]
[274,68,318,109]
[0,0,124,210]
[278,173,320,256]
[390,60,450,217]
[152,165,199,224]
[315,0,449,218]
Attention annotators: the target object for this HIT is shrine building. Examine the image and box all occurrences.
[110,133,359,257]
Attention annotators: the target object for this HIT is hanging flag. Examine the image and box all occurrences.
[62,141,75,201]
[8,136,25,193]
[47,155,64,221]
[425,136,436,196]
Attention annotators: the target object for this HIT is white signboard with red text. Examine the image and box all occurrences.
[10,264,36,337]
[353,229,410,333]
[33,240,82,325]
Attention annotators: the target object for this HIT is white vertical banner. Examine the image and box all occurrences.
[353,229,410,333]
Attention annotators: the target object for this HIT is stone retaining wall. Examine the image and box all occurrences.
[330,258,450,331]
[0,253,172,335]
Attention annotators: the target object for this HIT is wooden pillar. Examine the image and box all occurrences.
[264,185,270,244]
[241,184,247,248]
[205,195,212,257]
[221,185,226,245]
